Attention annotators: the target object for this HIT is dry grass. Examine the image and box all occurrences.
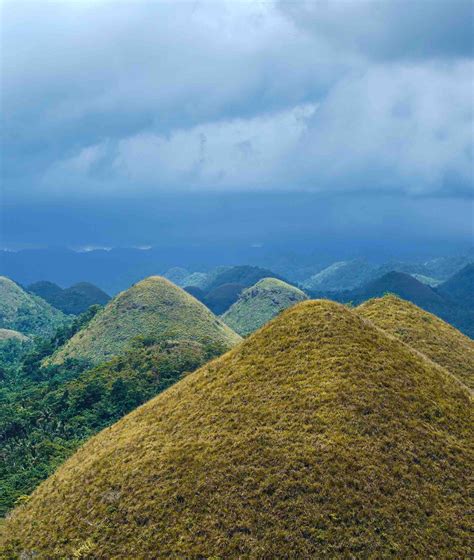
[358,295,474,390]
[2,300,472,559]
[47,276,241,365]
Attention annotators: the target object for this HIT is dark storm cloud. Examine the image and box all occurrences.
[1,0,473,200]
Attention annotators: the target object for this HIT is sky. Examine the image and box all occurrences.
[1,0,473,256]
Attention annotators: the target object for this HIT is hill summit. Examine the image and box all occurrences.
[0,276,68,337]
[48,276,241,365]
[222,277,308,335]
[3,300,471,558]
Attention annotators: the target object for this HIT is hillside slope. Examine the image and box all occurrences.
[222,277,308,335]
[3,301,471,558]
[438,263,474,308]
[358,295,474,389]
[48,276,241,365]
[0,276,68,337]
[303,259,376,291]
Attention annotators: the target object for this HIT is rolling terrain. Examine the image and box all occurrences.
[2,300,471,558]
[0,276,69,337]
[222,278,308,336]
[29,281,110,315]
[47,276,241,366]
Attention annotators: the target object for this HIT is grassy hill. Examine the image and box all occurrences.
[358,295,474,389]
[0,276,69,337]
[3,300,471,558]
[203,283,245,314]
[438,263,474,308]
[28,281,110,315]
[48,276,241,366]
[222,277,308,336]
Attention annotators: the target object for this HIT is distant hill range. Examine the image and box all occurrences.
[28,281,110,315]
[0,276,69,337]
[4,299,471,557]
[309,271,474,338]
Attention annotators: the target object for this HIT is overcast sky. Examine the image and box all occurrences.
[1,0,473,252]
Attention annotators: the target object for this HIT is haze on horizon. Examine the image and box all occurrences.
[1,0,473,256]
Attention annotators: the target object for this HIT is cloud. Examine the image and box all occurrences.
[2,0,473,200]
[278,0,474,61]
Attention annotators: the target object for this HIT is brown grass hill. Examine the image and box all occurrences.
[222,277,308,336]
[0,276,68,337]
[47,276,241,366]
[358,295,474,390]
[2,300,472,559]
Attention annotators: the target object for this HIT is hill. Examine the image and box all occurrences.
[358,296,474,389]
[203,283,245,314]
[48,276,241,366]
[303,259,377,291]
[206,265,284,292]
[28,281,110,315]
[2,301,472,558]
[350,272,474,337]
[222,278,308,336]
[423,255,473,280]
[0,276,68,337]
[353,271,445,307]
[0,332,227,516]
[438,263,474,308]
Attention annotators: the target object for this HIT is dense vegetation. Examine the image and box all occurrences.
[0,276,69,337]
[205,265,285,291]
[0,303,230,516]
[2,301,471,558]
[48,276,241,366]
[222,277,308,336]
[29,281,110,315]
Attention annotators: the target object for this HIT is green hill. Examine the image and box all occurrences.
[303,259,378,291]
[222,277,308,336]
[206,265,284,292]
[438,263,474,308]
[203,283,245,314]
[28,281,110,315]
[3,301,471,558]
[48,276,241,366]
[0,276,69,337]
[358,295,474,389]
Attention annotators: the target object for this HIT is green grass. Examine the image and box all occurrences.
[358,295,474,390]
[222,277,308,336]
[0,276,69,337]
[3,300,472,558]
[48,276,241,365]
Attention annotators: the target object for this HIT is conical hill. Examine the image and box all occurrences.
[358,295,474,389]
[3,300,472,558]
[222,277,308,335]
[48,276,241,365]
